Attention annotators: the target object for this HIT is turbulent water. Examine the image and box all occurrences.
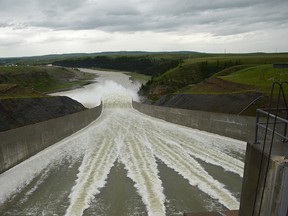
[0,69,246,216]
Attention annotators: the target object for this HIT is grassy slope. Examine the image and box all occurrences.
[141,53,288,99]
[0,84,44,99]
[179,64,288,95]
[176,64,288,115]
[157,53,288,84]
[0,66,96,98]
[220,65,288,95]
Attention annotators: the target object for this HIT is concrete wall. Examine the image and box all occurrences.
[133,101,255,142]
[0,105,102,174]
[240,143,288,216]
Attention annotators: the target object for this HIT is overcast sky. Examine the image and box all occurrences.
[0,0,288,57]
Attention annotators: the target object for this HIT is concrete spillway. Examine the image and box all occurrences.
[0,70,246,215]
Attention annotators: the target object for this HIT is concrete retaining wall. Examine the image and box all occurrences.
[0,105,102,174]
[133,101,255,142]
[240,143,288,215]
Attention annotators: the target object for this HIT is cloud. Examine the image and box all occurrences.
[1,0,287,35]
[0,0,287,56]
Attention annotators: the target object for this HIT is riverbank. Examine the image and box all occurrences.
[0,66,100,131]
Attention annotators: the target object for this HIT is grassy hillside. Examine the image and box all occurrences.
[178,65,288,94]
[0,51,197,66]
[0,66,92,131]
[0,84,44,99]
[0,66,96,98]
[220,65,288,94]
[140,53,288,100]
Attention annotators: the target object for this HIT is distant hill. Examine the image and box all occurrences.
[0,66,95,94]
[52,54,184,76]
[0,51,199,66]
[139,53,288,115]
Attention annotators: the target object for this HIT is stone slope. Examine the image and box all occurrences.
[155,93,263,115]
[0,96,86,131]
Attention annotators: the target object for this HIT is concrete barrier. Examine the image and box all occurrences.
[240,142,288,215]
[0,105,102,174]
[132,101,255,142]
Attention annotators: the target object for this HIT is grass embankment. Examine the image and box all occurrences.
[179,65,288,95]
[141,53,288,100]
[0,66,96,98]
[220,65,288,95]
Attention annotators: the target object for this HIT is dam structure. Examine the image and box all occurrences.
[0,70,246,215]
[0,69,286,215]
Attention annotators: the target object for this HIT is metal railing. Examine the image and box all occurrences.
[252,81,288,216]
[255,108,288,144]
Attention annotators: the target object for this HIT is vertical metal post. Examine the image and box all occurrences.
[282,112,288,142]
[255,110,260,144]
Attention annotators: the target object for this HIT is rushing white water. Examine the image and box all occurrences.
[0,69,246,216]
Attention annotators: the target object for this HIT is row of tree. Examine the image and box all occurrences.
[53,55,181,76]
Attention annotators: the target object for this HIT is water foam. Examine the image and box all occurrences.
[0,125,90,204]
[50,69,140,108]
[151,124,244,177]
[119,122,166,216]
[1,70,245,215]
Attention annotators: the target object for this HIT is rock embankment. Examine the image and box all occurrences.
[155,92,263,115]
[0,96,86,132]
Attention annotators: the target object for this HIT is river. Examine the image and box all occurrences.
[0,69,246,216]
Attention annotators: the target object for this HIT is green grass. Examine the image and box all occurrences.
[213,65,256,77]
[152,53,288,85]
[124,72,151,84]
[0,66,96,96]
[141,53,288,98]
[0,84,45,99]
[184,53,288,64]
[220,65,288,95]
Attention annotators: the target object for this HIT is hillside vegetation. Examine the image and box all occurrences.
[2,52,288,115]
[136,53,288,115]
[140,53,288,100]
[0,65,94,131]
[52,54,184,76]
[220,65,288,94]
[0,66,96,98]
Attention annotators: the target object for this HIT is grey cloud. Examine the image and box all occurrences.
[0,37,25,47]
[1,0,288,37]
[0,22,10,28]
